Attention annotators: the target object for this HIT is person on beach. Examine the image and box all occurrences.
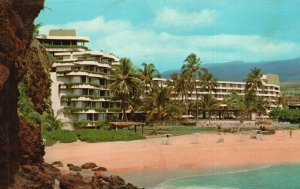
[289,130,293,138]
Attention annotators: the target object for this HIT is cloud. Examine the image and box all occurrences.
[39,16,131,36]
[40,16,300,71]
[154,8,216,28]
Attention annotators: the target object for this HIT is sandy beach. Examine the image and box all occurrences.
[45,130,300,187]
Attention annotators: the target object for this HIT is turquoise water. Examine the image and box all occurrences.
[160,164,300,189]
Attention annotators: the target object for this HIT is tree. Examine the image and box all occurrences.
[167,73,188,103]
[140,85,183,124]
[253,97,268,119]
[110,58,142,121]
[138,63,160,93]
[244,67,269,120]
[227,91,258,131]
[276,94,287,108]
[33,23,42,38]
[182,53,201,122]
[198,68,218,122]
[199,94,219,123]
[245,67,264,93]
[199,68,218,94]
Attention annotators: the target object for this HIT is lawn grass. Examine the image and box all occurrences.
[128,125,218,136]
[42,129,145,146]
[42,125,258,146]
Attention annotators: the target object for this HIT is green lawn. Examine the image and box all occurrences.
[42,129,145,146]
[42,125,261,146]
[126,125,218,136]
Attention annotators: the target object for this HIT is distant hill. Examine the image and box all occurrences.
[161,58,300,84]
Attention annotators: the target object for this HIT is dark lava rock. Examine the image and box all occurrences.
[59,173,92,189]
[81,162,98,169]
[19,116,45,165]
[0,0,44,187]
[51,161,63,167]
[11,164,54,189]
[92,166,108,172]
[67,163,74,167]
[109,175,125,186]
[42,163,61,180]
[69,165,82,172]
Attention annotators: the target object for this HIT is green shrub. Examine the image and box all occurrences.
[42,130,77,146]
[18,82,42,124]
[76,129,145,143]
[270,108,300,123]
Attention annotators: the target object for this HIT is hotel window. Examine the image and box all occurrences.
[87,114,93,121]
[82,89,88,95]
[81,76,87,83]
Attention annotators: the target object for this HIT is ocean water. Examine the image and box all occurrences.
[157,164,300,189]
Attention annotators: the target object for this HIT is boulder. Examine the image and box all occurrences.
[92,167,108,172]
[51,161,63,167]
[67,163,74,167]
[109,175,125,186]
[42,163,61,180]
[69,165,81,172]
[59,173,92,189]
[81,162,98,169]
[125,183,139,189]
[11,164,54,189]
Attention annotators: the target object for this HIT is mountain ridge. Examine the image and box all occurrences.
[161,57,300,82]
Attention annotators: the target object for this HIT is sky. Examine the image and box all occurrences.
[36,0,300,72]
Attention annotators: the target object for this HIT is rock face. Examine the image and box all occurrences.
[0,0,44,188]
[19,116,45,165]
[11,164,54,189]
[22,39,52,114]
[0,1,139,188]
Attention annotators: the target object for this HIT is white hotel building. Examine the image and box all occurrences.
[37,29,122,128]
[154,74,281,118]
[37,29,281,127]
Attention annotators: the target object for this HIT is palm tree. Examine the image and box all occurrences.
[199,94,219,123]
[198,68,218,122]
[138,63,160,93]
[245,67,269,121]
[33,23,42,38]
[199,68,218,94]
[182,53,201,121]
[110,58,142,121]
[167,73,188,103]
[140,85,183,125]
[276,94,286,108]
[245,67,264,93]
[227,91,257,131]
[254,97,268,119]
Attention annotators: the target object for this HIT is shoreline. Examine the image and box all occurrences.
[45,130,300,187]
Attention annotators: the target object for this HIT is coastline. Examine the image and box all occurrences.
[45,130,300,187]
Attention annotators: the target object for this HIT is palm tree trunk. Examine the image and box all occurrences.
[208,110,211,125]
[121,95,128,121]
[195,81,198,125]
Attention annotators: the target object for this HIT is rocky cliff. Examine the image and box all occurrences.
[0,1,139,188]
[0,0,44,188]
